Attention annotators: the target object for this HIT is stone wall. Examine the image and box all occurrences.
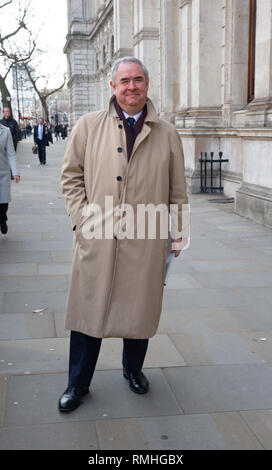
[65,0,272,227]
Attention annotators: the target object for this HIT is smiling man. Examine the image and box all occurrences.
[60,57,188,412]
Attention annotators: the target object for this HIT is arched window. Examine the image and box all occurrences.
[111,35,114,58]
[103,45,106,65]
[248,0,256,103]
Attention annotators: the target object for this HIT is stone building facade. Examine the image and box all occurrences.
[64,0,272,227]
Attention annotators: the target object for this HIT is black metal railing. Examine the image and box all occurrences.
[199,152,229,193]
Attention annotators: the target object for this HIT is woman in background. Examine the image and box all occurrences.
[0,123,20,235]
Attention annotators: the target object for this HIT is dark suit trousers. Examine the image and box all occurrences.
[0,203,8,223]
[37,140,46,164]
[68,330,149,388]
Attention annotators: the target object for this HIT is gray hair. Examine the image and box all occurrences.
[111,56,149,84]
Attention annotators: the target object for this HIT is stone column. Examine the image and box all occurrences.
[159,0,180,121]
[177,0,223,128]
[113,0,133,57]
[178,0,192,114]
[65,0,94,127]
[235,1,272,226]
[176,0,223,194]
[133,0,160,108]
[245,0,272,126]
[223,0,250,127]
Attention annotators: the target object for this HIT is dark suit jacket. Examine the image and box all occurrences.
[34,124,49,144]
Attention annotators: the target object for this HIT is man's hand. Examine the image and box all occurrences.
[14,175,20,183]
[171,237,182,257]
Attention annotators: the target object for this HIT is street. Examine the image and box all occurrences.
[0,138,272,449]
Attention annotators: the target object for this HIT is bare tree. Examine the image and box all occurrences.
[0,1,13,9]
[22,63,66,121]
[1,0,66,121]
[0,0,33,113]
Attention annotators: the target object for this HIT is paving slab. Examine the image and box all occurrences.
[38,263,72,275]
[0,313,56,340]
[0,420,98,450]
[50,251,73,263]
[0,240,73,251]
[0,377,9,428]
[0,251,52,263]
[1,291,67,314]
[164,273,202,289]
[163,364,272,413]
[0,263,37,276]
[193,271,272,288]
[96,418,150,450]
[0,276,68,293]
[234,288,272,308]
[240,410,272,450]
[3,370,183,427]
[158,307,247,334]
[186,259,271,273]
[138,412,263,450]
[0,338,69,375]
[162,288,246,309]
[169,331,270,366]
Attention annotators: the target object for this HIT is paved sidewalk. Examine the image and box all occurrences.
[0,138,272,450]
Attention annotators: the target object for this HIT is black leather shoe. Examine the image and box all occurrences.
[0,221,8,235]
[123,367,149,394]
[58,385,89,412]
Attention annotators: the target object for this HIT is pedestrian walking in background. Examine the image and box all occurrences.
[0,123,20,235]
[61,124,67,140]
[54,124,61,141]
[1,106,21,181]
[26,123,32,137]
[33,118,49,165]
[0,106,20,151]
[59,57,188,412]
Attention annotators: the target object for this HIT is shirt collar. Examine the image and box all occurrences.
[122,109,143,122]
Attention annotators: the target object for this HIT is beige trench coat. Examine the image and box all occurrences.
[61,95,188,339]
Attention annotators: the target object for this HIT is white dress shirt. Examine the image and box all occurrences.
[38,124,43,140]
[122,109,143,122]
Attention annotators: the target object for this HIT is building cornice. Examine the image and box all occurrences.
[179,0,192,8]
[64,1,113,53]
[133,28,159,46]
[176,127,272,140]
[89,0,113,41]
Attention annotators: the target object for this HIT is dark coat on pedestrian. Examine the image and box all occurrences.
[0,116,20,151]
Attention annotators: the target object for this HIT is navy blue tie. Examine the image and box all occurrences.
[127,117,136,137]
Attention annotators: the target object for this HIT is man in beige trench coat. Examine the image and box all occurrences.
[59,57,188,412]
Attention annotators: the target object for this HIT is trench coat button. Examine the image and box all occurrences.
[117,147,123,152]
[118,124,123,129]
[117,176,122,181]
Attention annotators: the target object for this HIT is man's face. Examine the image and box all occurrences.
[3,108,11,119]
[110,62,149,114]
[39,119,44,125]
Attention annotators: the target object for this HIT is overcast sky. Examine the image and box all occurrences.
[31,0,68,84]
[2,0,68,89]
